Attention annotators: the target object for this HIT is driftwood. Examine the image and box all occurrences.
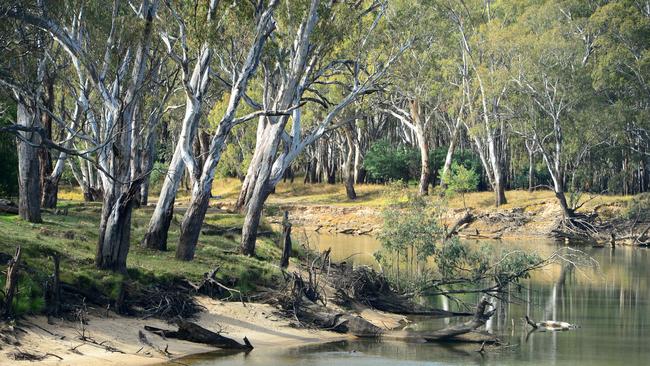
[144,320,253,350]
[292,298,383,336]
[185,266,244,303]
[333,266,469,316]
[446,211,475,239]
[3,247,21,318]
[421,297,495,341]
[525,315,577,331]
[380,297,498,344]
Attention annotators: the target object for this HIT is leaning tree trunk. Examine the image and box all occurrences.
[142,149,187,251]
[176,189,211,260]
[240,184,271,256]
[488,134,507,206]
[440,119,461,189]
[16,101,42,223]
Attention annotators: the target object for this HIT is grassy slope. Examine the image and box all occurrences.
[0,201,284,315]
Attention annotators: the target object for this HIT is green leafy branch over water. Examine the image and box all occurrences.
[375,185,598,303]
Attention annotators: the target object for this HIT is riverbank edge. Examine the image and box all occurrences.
[1,296,378,366]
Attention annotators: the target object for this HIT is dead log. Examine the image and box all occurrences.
[0,203,19,215]
[279,211,292,268]
[294,299,383,337]
[144,320,252,350]
[446,211,475,239]
[3,247,21,318]
[421,297,495,341]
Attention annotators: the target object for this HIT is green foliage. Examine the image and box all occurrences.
[440,162,479,208]
[376,187,543,294]
[364,139,483,185]
[148,162,169,189]
[0,273,46,316]
[364,139,419,182]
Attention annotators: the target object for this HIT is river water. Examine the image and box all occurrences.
[184,234,650,366]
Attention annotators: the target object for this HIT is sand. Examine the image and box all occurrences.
[0,296,355,366]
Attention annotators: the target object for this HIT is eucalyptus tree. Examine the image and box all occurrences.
[141,0,221,251]
[4,0,162,271]
[379,0,456,196]
[588,0,650,194]
[233,0,408,256]
[447,0,512,206]
[173,1,279,261]
[509,1,602,217]
[0,1,51,222]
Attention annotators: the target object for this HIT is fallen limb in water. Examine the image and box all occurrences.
[144,320,253,350]
[384,297,498,344]
[525,315,578,331]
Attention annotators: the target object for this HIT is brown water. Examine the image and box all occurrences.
[184,235,650,366]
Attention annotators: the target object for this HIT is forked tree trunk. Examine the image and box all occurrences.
[142,47,210,251]
[16,101,42,223]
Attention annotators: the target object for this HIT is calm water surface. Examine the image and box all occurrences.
[183,235,650,366]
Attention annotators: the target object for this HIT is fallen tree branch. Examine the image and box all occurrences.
[144,320,253,350]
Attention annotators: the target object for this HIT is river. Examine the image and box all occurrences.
[182,234,650,366]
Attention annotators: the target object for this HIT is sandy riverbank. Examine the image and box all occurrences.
[0,296,404,366]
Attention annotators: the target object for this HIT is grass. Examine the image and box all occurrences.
[0,201,285,316]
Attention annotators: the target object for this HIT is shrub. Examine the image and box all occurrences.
[364,139,419,182]
[440,162,479,208]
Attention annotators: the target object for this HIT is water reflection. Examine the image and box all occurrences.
[184,235,650,366]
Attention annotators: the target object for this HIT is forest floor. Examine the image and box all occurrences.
[0,181,645,364]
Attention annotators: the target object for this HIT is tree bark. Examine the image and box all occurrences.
[343,126,357,200]
[145,321,253,350]
[16,101,42,223]
[142,46,210,251]
[176,189,211,261]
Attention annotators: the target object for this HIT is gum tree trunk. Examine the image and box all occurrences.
[343,126,357,199]
[16,101,42,223]
[142,45,211,251]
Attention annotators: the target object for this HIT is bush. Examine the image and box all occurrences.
[440,162,479,208]
[148,161,169,189]
[364,139,419,182]
[364,139,484,185]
